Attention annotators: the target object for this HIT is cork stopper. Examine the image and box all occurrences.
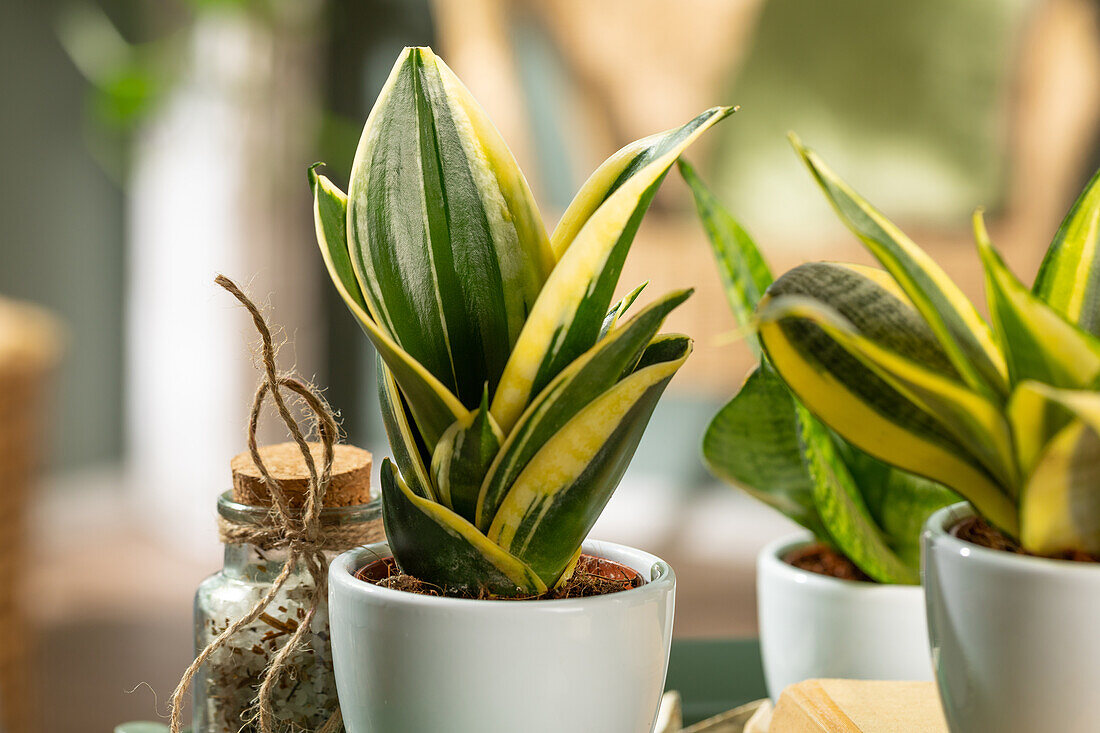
[231,442,372,508]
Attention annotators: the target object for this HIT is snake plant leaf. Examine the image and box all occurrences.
[346,46,554,409]
[759,295,1015,490]
[795,403,916,584]
[554,547,584,591]
[431,388,503,523]
[759,263,1016,484]
[600,281,648,339]
[973,211,1100,390]
[310,165,368,313]
[313,164,469,449]
[550,107,737,259]
[1033,166,1100,336]
[791,135,1008,400]
[488,335,692,586]
[377,357,434,501]
[702,364,826,538]
[1010,382,1100,555]
[757,263,1018,535]
[1023,419,1100,555]
[1007,379,1079,479]
[839,443,959,569]
[379,458,546,597]
[491,107,735,433]
[476,290,693,530]
[678,158,772,357]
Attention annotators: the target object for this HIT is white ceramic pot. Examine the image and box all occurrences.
[758,533,933,698]
[923,502,1100,733]
[329,539,676,733]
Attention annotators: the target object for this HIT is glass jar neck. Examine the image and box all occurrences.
[214,490,382,580]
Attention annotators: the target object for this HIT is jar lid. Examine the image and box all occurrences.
[231,442,372,508]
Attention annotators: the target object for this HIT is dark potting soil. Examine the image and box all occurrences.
[952,515,1100,563]
[784,543,873,582]
[354,554,644,600]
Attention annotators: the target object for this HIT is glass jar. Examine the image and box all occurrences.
[192,492,383,732]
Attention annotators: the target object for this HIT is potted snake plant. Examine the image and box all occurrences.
[679,161,957,698]
[313,47,732,733]
[755,135,1100,733]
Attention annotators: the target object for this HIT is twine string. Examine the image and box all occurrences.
[168,275,343,733]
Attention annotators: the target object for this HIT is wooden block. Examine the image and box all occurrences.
[232,442,372,508]
[654,691,683,733]
[745,700,773,733]
[770,680,947,733]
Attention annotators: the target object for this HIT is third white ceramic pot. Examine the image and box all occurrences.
[758,533,933,698]
[329,539,676,733]
[923,502,1100,733]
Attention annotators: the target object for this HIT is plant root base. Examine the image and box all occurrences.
[354,554,643,599]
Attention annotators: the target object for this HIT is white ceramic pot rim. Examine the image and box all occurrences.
[330,538,675,609]
[925,501,1100,577]
[761,532,921,596]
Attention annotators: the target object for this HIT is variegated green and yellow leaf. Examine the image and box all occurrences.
[476,290,692,530]
[1011,382,1100,555]
[1033,166,1100,336]
[313,163,469,449]
[795,403,916,584]
[759,295,1015,490]
[837,441,959,569]
[600,281,648,340]
[702,364,826,538]
[346,46,553,408]
[554,546,584,591]
[1007,380,1076,479]
[487,335,692,586]
[757,263,1017,534]
[678,158,772,357]
[490,107,734,432]
[380,458,546,596]
[973,211,1100,390]
[376,357,434,501]
[791,135,1008,399]
[551,107,737,259]
[310,165,369,313]
[430,388,503,523]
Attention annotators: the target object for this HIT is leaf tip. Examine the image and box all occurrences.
[307,161,325,190]
[972,208,995,258]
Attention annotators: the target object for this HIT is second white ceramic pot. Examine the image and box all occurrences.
[758,533,933,698]
[923,502,1100,733]
[329,539,676,733]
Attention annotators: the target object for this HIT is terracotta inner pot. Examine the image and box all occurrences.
[354,553,644,599]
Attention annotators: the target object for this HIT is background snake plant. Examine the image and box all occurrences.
[311,46,733,596]
[680,161,957,584]
[755,134,1100,557]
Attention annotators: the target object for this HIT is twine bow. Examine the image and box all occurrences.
[169,276,344,733]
